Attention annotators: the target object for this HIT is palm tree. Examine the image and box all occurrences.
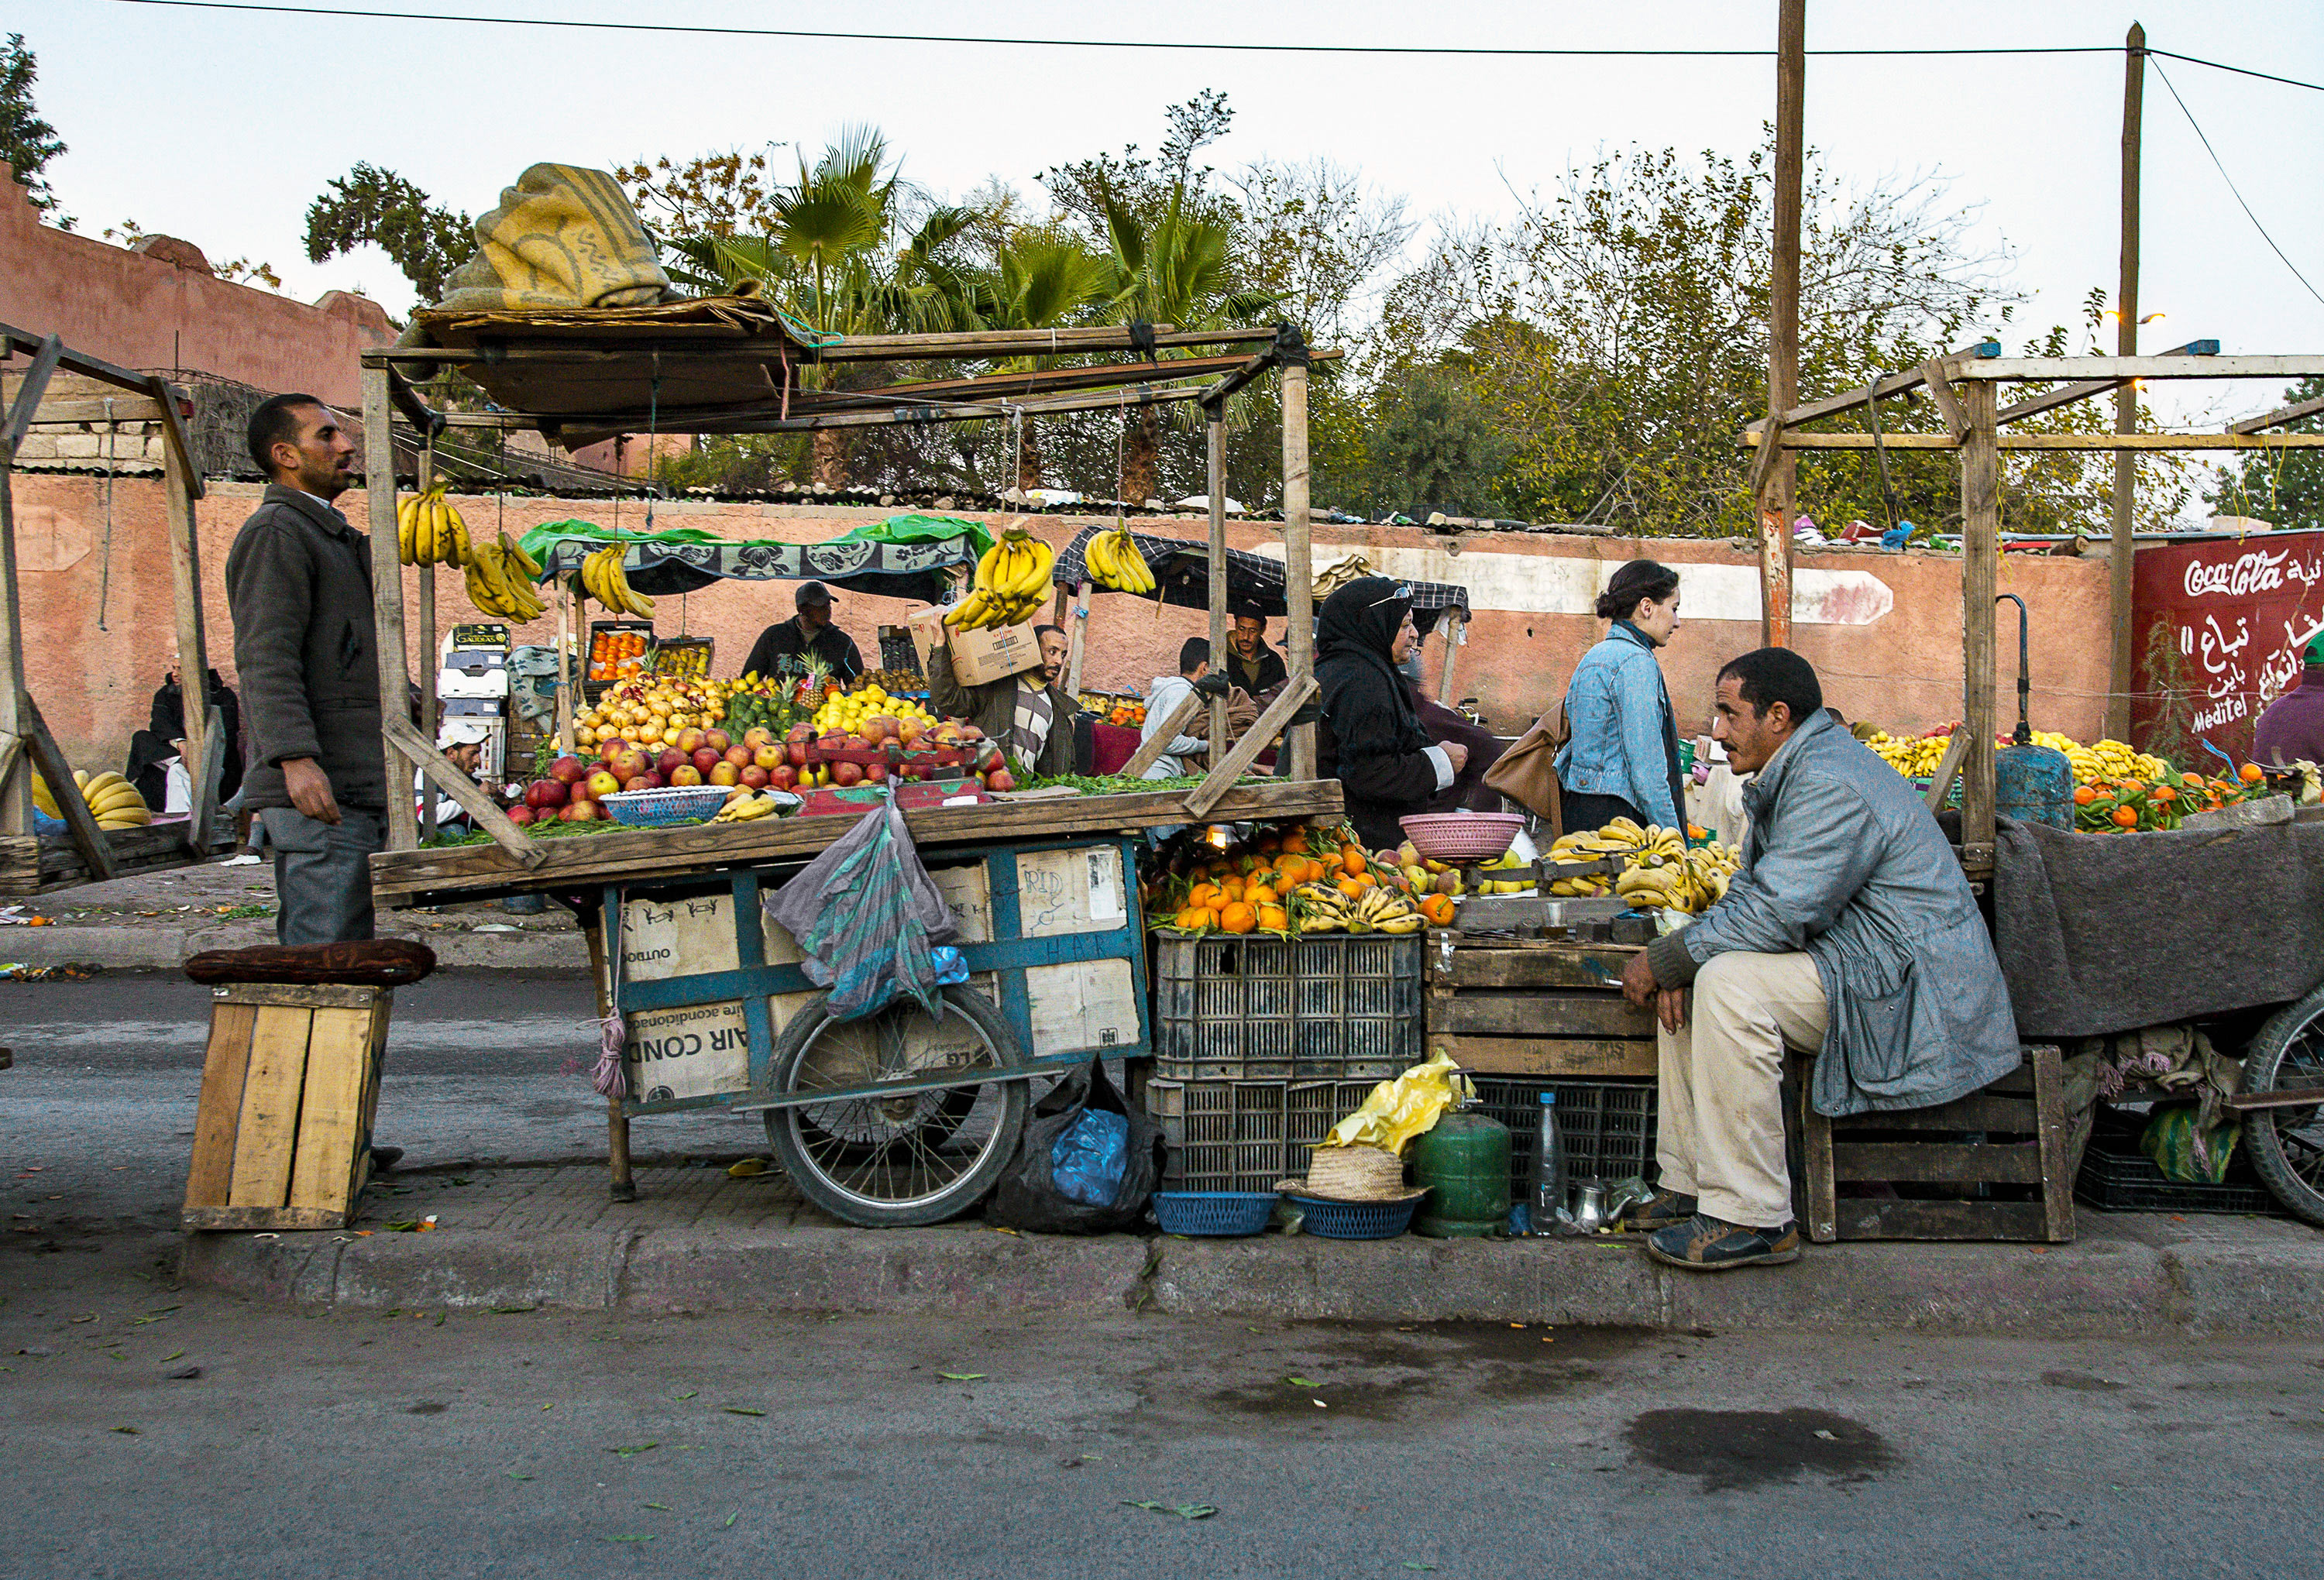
[968,235,1116,493]
[1100,185,1280,504]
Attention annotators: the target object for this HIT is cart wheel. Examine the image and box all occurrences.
[762,985,1030,1228]
[2242,982,2324,1228]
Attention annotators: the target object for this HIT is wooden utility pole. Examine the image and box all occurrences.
[1280,357,1315,780]
[1761,0,1806,647]
[1207,412,1229,758]
[2109,22,2147,741]
[1959,379,2001,875]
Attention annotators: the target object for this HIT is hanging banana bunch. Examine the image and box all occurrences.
[945,526,1054,631]
[396,484,472,568]
[464,531,548,622]
[579,544,655,617]
[1083,526,1155,594]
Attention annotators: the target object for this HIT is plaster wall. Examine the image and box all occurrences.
[8,475,2113,775]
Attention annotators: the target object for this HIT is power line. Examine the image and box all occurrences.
[2149,49,2324,96]
[2151,60,2324,311]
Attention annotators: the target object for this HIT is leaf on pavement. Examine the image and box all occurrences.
[723,1407,765,1417]
[608,1443,659,1458]
[507,1473,533,1481]
[938,1372,986,1382]
[642,1503,671,1510]
[605,1535,655,1544]
[724,1509,740,1529]
[1122,1501,1217,1520]
[1284,1376,1319,1388]
[673,1391,698,1401]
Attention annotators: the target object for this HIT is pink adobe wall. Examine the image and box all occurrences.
[0,165,394,405]
[9,475,2115,776]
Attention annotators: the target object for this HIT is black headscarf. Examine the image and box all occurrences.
[1316,576,1430,760]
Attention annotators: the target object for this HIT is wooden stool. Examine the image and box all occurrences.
[181,983,391,1232]
[1789,1044,2073,1244]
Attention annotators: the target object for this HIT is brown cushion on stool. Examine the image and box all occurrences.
[184,939,437,987]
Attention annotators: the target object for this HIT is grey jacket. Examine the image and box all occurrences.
[1645,709,2020,1117]
[224,485,388,811]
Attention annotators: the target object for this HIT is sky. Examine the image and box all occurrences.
[16,0,2324,443]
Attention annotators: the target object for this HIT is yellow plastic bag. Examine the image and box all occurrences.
[1324,1049,1472,1156]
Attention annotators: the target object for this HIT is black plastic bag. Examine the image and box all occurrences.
[985,1059,1163,1234]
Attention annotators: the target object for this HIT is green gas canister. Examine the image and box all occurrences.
[1411,1078,1512,1238]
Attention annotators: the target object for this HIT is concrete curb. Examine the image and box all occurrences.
[5,924,588,973]
[180,1214,2324,1338]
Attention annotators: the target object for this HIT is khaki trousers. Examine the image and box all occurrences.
[1655,951,1828,1228]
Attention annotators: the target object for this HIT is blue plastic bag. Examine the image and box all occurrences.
[1050,1108,1129,1207]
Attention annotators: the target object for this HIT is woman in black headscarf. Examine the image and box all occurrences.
[1315,577,1468,848]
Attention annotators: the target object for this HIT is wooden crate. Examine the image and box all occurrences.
[1790,1045,2073,1244]
[181,983,391,1232]
[1425,936,1657,1078]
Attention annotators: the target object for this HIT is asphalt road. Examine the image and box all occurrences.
[0,970,761,1235]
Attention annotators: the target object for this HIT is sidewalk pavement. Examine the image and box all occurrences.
[180,1157,2324,1338]
[5,857,588,972]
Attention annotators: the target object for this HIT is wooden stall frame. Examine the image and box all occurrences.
[1743,351,2324,878]
[0,322,224,891]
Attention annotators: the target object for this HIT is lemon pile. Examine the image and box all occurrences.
[575,677,736,750]
[810,683,938,737]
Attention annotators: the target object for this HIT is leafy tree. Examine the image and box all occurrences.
[2209,375,2324,531]
[617,145,786,239]
[1043,90,1238,239]
[0,33,65,223]
[964,232,1118,492]
[304,163,473,304]
[1361,362,1514,520]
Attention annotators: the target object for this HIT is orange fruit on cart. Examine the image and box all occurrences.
[1421,893,1456,926]
[2118,778,2144,796]
[2241,763,2266,784]
[1171,906,1211,931]
[1219,902,1257,934]
[1256,904,1289,932]
[1336,878,1367,902]
[1340,847,1367,876]
[2152,785,2176,804]
[2072,785,2096,805]
[2112,805,2139,828]
[1244,880,1277,905]
[1185,882,1222,912]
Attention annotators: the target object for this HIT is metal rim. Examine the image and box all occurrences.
[773,992,1022,1217]
[2244,988,2324,1226]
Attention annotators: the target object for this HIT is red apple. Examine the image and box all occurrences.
[985,768,1016,792]
[724,744,753,769]
[610,748,648,782]
[669,764,703,787]
[675,727,705,757]
[597,737,629,764]
[637,770,665,791]
[764,765,792,792]
[709,761,740,787]
[585,769,621,800]
[525,778,570,810]
[561,799,598,823]
[778,742,805,769]
[621,774,653,793]
[548,755,589,785]
[657,747,687,776]
[896,719,924,747]
[957,723,985,742]
[741,764,772,789]
[743,726,776,752]
[704,729,732,754]
[863,761,889,785]
[507,804,536,826]
[830,761,864,788]
[784,723,814,745]
[691,747,722,777]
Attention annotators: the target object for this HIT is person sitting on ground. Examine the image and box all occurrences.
[741,581,864,684]
[927,623,1078,778]
[1618,647,2020,1273]
[1315,577,1468,848]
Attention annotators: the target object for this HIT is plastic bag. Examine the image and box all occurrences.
[2141,1104,2240,1185]
[1325,1049,1470,1156]
[986,1060,1161,1233]
[765,802,957,1022]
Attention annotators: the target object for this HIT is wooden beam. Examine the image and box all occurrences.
[363,364,419,854]
[1200,348,1280,410]
[21,694,114,881]
[2229,390,2324,435]
[0,444,29,837]
[1116,685,1205,781]
[21,397,168,424]
[1281,354,1317,779]
[1183,675,1318,821]
[1997,343,2209,427]
[414,438,438,843]
[1207,411,1229,758]
[144,374,205,502]
[0,335,60,454]
[364,327,1288,370]
[1924,730,1972,815]
[382,710,545,868]
[552,380,1213,448]
[0,730,22,800]
[164,430,213,852]
[1948,356,2324,382]
[1920,359,1970,440]
[861,352,1260,404]
[1748,431,2324,452]
[2112,19,2147,747]
[1435,611,1466,705]
[1762,0,1804,605]
[1959,380,1999,868]
[2,321,179,396]
[184,705,224,860]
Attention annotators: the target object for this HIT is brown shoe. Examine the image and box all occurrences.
[1645,1212,1802,1271]
[1621,1189,1697,1233]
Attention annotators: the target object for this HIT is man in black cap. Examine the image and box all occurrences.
[742,581,864,684]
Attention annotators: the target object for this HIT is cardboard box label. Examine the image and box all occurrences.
[1026,958,1139,1053]
[621,891,741,982]
[1015,846,1126,936]
[907,603,1043,688]
[624,999,750,1102]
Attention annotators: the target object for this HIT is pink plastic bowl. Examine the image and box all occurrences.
[1398,812,1525,861]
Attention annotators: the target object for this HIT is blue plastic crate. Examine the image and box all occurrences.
[1152,1190,1277,1237]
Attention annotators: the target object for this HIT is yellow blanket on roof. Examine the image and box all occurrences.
[435,163,675,312]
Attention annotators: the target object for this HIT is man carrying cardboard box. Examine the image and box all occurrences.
[928,623,1078,777]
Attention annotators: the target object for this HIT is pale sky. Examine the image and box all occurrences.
[20,0,2324,441]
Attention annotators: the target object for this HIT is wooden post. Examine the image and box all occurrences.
[1435,610,1466,705]
[163,428,215,854]
[1959,379,2000,872]
[362,364,419,852]
[1761,0,1806,648]
[584,909,637,1201]
[415,440,438,842]
[1281,359,1315,779]
[554,568,576,754]
[0,444,29,838]
[1062,578,1092,699]
[2109,21,2147,742]
[1207,410,1229,757]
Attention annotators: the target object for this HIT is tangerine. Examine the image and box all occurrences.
[1421,893,1456,926]
[2152,785,2176,804]
[2119,779,2145,796]
[2112,805,2139,828]
[2241,762,2266,784]
[1245,881,1277,905]
[1336,878,1368,901]
[1340,847,1368,876]
[2072,785,2096,805]
[1256,904,1290,932]
[1219,902,1258,934]
[1185,882,1222,912]
[1171,906,1211,931]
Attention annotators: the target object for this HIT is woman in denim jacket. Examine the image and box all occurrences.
[1555,558,1686,833]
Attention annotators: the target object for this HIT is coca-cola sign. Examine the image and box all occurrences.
[2133,530,2324,761]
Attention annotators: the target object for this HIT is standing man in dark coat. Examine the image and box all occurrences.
[742,581,864,684]
[224,393,387,945]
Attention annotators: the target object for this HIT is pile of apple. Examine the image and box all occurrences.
[782,713,1020,794]
[512,725,765,825]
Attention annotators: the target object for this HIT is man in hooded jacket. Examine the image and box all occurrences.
[1315,578,1469,848]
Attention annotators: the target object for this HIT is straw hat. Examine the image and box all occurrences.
[1278,1142,1428,1204]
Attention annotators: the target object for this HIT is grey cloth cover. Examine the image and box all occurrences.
[1994,816,2324,1037]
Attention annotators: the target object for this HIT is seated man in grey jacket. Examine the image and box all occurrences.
[1619,648,2020,1271]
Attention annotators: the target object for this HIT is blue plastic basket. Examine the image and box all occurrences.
[1152,1190,1277,1237]
[597,785,734,828]
[1284,1190,1425,1240]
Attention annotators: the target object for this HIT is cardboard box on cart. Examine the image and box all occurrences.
[906,604,1043,689]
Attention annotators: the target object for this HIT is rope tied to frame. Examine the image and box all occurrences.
[592,1012,629,1099]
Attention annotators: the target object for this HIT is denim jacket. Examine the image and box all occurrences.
[1554,622,1682,829]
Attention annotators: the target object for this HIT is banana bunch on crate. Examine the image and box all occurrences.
[397,485,472,568]
[712,790,781,823]
[1541,817,1670,896]
[579,544,655,617]
[36,769,151,830]
[1288,880,1426,935]
[947,528,1054,630]
[1608,830,1741,916]
[464,531,547,622]
[1083,527,1155,593]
